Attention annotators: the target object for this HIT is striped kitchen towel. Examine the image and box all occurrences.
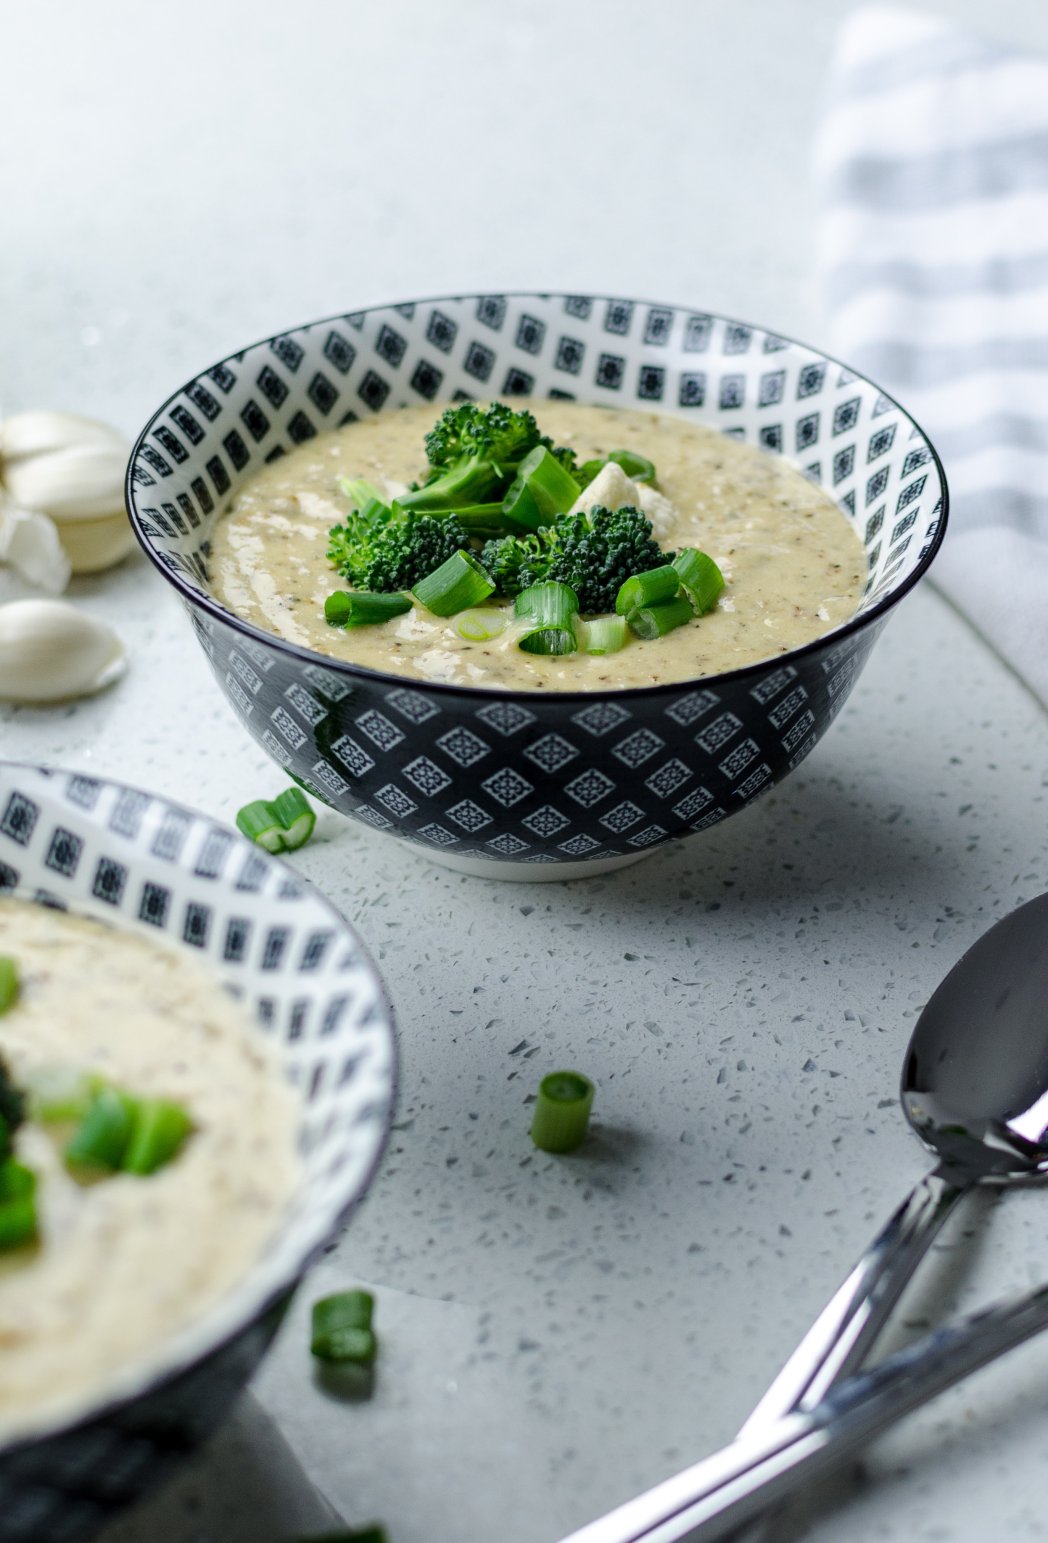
[815,6,1048,709]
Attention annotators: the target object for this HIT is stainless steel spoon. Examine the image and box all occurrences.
[561,890,1048,1543]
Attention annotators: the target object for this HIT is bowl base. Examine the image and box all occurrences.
[418,847,653,882]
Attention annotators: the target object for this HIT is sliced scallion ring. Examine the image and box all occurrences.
[270,788,316,852]
[325,590,412,628]
[607,448,656,483]
[311,1289,377,1364]
[235,799,285,854]
[615,564,681,616]
[515,581,579,656]
[453,608,507,642]
[530,1070,595,1153]
[574,615,628,656]
[673,548,725,615]
[413,550,495,616]
[122,1099,194,1176]
[627,596,696,640]
[65,1085,137,1174]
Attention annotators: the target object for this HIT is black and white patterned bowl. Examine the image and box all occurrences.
[126,293,948,879]
[0,763,395,1542]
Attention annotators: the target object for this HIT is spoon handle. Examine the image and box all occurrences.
[736,1163,964,1434]
[558,1274,1048,1543]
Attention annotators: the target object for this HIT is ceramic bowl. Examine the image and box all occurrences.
[0,763,395,1542]
[126,293,948,880]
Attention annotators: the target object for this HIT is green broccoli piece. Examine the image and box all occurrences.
[401,402,578,512]
[481,505,672,614]
[328,507,470,593]
[0,1055,26,1159]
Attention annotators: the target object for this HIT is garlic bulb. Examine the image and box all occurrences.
[0,599,127,703]
[0,411,136,576]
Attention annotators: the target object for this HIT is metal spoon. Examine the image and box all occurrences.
[561,890,1048,1543]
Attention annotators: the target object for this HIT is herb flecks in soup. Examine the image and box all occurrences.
[209,402,866,691]
[0,898,299,1438]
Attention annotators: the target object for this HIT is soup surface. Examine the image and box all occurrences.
[0,898,299,1438]
[209,402,867,690]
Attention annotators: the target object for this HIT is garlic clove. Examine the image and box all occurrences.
[0,599,126,703]
[2,441,130,523]
[0,499,71,593]
[53,512,138,574]
[0,411,134,576]
[0,410,127,463]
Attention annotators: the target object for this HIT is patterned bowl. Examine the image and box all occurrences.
[126,293,948,879]
[0,763,395,1542]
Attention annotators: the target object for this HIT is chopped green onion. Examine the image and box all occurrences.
[413,550,494,616]
[0,1162,37,1252]
[453,608,507,642]
[501,446,581,533]
[0,956,19,1016]
[65,1085,136,1174]
[673,548,725,615]
[530,1071,595,1153]
[270,788,316,852]
[608,449,656,483]
[237,788,318,855]
[614,564,681,616]
[575,614,629,656]
[515,581,579,656]
[236,799,285,854]
[443,503,511,533]
[325,590,412,628]
[0,1159,35,1202]
[122,1099,194,1176]
[27,1066,99,1124]
[627,596,696,640]
[311,1289,377,1365]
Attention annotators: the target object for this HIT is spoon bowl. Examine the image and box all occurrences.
[902,891,1048,1174]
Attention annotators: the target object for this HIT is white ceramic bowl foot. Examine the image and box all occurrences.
[418,847,653,881]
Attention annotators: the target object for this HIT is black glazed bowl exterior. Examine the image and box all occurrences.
[126,294,947,878]
[0,764,395,1540]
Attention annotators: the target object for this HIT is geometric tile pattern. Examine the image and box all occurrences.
[127,293,948,869]
[0,764,395,1536]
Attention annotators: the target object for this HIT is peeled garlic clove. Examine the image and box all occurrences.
[0,599,126,703]
[0,499,71,593]
[0,411,135,574]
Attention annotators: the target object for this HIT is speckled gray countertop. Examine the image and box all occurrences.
[3,3,1048,1540]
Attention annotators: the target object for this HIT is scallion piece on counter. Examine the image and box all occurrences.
[237,788,317,855]
[453,608,507,643]
[0,955,19,1015]
[311,1289,377,1365]
[0,1162,37,1252]
[501,445,582,533]
[515,581,579,656]
[608,448,656,483]
[530,1071,595,1153]
[413,550,494,616]
[673,548,725,615]
[325,590,412,628]
[65,1085,137,1173]
[235,799,286,854]
[614,564,681,616]
[270,788,316,851]
[575,615,628,656]
[122,1098,194,1176]
[627,595,696,641]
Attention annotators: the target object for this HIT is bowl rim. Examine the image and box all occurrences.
[125,289,951,701]
[0,759,398,1455]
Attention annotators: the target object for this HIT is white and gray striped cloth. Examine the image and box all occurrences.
[815,5,1048,708]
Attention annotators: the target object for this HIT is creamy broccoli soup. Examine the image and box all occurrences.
[0,898,299,1438]
[209,402,866,690]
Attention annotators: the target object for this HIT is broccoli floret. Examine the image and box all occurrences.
[401,402,577,512]
[328,509,470,593]
[481,505,671,614]
[0,1055,26,1157]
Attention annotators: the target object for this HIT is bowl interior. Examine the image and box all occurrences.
[127,292,947,667]
[0,762,395,1440]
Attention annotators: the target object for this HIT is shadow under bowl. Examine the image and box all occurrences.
[126,293,948,879]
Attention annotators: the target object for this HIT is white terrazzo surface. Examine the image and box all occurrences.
[3,3,1048,1541]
